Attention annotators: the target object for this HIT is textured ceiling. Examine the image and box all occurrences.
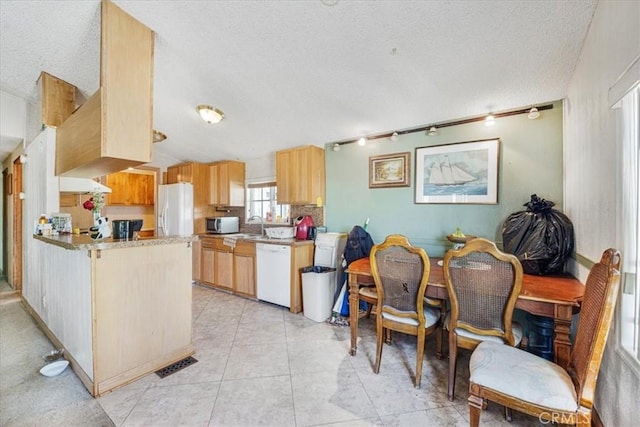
[0,0,597,166]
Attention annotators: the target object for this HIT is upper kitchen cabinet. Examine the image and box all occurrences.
[105,171,155,206]
[166,162,210,233]
[209,161,245,207]
[276,146,325,205]
[55,0,154,178]
[38,72,76,128]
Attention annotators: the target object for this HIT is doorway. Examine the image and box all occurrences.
[12,156,22,291]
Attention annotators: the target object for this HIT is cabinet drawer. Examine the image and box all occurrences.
[200,237,232,251]
[234,241,256,256]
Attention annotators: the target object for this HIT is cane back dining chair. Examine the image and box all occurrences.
[370,234,444,388]
[443,237,523,401]
[467,248,621,426]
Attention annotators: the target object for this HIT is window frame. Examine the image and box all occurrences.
[614,83,640,375]
[245,181,290,224]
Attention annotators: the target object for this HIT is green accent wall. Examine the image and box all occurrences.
[324,101,564,257]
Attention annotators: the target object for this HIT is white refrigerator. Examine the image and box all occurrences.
[157,183,194,236]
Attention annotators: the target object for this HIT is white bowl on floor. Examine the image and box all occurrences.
[40,359,69,377]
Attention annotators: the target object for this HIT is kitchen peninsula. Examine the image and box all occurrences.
[27,233,195,397]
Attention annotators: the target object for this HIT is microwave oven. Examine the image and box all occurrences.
[206,217,239,234]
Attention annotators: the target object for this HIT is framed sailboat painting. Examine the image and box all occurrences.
[414,139,499,204]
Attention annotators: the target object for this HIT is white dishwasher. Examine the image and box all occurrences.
[256,243,292,307]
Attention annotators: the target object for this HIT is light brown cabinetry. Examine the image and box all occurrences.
[288,243,315,313]
[39,71,76,128]
[29,238,193,397]
[200,237,233,290]
[209,161,246,206]
[192,239,202,282]
[55,0,154,178]
[233,241,256,297]
[105,171,154,205]
[195,237,313,312]
[276,145,325,205]
[166,162,210,234]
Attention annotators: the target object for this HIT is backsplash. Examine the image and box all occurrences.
[214,206,325,234]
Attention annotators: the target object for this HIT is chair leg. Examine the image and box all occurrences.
[365,302,373,318]
[374,320,384,374]
[468,393,485,427]
[435,324,443,360]
[436,303,446,360]
[415,330,425,388]
[504,406,512,422]
[448,332,458,401]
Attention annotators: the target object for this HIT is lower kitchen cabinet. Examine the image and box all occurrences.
[196,236,313,312]
[200,237,233,290]
[233,240,256,297]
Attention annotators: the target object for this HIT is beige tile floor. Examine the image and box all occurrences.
[2,282,542,426]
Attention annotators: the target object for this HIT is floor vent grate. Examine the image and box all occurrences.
[155,356,198,378]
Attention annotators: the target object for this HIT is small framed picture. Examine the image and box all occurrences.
[415,139,499,204]
[369,152,411,188]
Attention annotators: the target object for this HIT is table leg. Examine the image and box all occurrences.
[349,271,360,356]
[553,305,574,369]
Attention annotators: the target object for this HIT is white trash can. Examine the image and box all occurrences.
[301,266,336,322]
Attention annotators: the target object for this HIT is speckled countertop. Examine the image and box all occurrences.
[33,233,196,251]
[197,233,314,247]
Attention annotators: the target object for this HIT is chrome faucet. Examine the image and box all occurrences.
[248,215,264,237]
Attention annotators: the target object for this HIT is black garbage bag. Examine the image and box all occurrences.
[502,194,574,275]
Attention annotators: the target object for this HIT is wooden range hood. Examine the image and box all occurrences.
[55,0,154,178]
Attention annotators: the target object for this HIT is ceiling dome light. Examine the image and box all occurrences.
[427,126,438,136]
[527,107,540,120]
[152,130,167,143]
[390,132,398,142]
[332,143,341,152]
[357,137,367,146]
[196,105,225,123]
[484,114,495,127]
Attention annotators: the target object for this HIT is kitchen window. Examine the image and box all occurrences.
[246,182,290,224]
[617,83,640,369]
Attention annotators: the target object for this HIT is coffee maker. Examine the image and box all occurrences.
[294,215,314,240]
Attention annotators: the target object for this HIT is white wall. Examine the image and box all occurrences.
[564,1,640,425]
[1,90,28,279]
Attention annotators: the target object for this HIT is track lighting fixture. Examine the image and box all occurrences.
[329,104,552,149]
[484,114,495,127]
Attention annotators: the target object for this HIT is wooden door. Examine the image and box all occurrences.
[227,161,245,207]
[291,147,310,204]
[12,157,23,290]
[105,172,129,204]
[209,164,220,205]
[141,174,155,205]
[166,166,179,184]
[217,163,230,205]
[201,243,215,286]
[215,250,234,290]
[276,150,293,204]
